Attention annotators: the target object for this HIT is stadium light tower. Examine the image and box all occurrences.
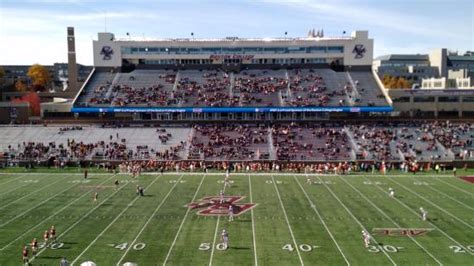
[67,27,78,92]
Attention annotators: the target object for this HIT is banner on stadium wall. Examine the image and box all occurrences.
[209,55,255,60]
[71,106,393,113]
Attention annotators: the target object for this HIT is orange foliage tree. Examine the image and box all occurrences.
[12,92,41,116]
[27,64,51,90]
[382,74,412,89]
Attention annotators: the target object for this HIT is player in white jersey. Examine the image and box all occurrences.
[388,187,395,198]
[362,230,371,248]
[306,176,312,185]
[228,205,234,222]
[219,190,225,204]
[221,229,229,250]
[419,207,428,221]
[224,175,231,189]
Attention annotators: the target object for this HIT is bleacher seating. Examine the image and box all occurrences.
[1,122,472,162]
[74,68,389,108]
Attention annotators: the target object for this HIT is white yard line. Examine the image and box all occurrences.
[0,174,117,251]
[209,176,228,266]
[249,174,258,266]
[271,175,304,266]
[338,176,443,265]
[387,177,474,230]
[0,181,77,228]
[313,175,397,265]
[433,176,474,196]
[363,176,474,256]
[31,176,134,262]
[116,175,184,265]
[410,176,474,211]
[162,174,206,265]
[71,175,163,265]
[0,173,27,187]
[0,181,29,197]
[295,175,350,265]
[0,175,66,211]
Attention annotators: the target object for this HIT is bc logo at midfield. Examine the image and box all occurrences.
[186,196,257,216]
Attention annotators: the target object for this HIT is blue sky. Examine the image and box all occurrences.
[0,0,472,65]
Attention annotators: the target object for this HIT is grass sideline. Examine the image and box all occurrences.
[0,172,472,265]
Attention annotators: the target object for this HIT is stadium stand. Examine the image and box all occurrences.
[1,122,473,169]
[74,68,390,108]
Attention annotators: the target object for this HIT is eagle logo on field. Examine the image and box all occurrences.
[100,46,114,60]
[186,196,256,216]
[352,44,366,59]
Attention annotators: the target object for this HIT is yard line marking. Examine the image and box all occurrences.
[0,174,27,188]
[249,174,258,266]
[0,175,66,211]
[271,175,304,266]
[410,176,474,211]
[434,177,474,196]
[387,177,474,229]
[0,179,77,228]
[295,175,350,265]
[30,175,136,263]
[162,174,206,265]
[313,175,397,266]
[0,182,29,197]
[72,175,164,265]
[116,175,184,266]
[0,174,117,251]
[363,176,474,256]
[209,176,228,266]
[338,176,443,265]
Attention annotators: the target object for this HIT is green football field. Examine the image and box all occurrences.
[0,171,473,265]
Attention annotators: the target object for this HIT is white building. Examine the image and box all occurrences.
[92,31,374,68]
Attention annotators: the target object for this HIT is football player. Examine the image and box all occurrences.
[224,176,231,189]
[114,179,120,189]
[420,207,428,221]
[362,230,371,248]
[221,229,229,250]
[219,190,225,204]
[49,225,56,243]
[93,192,98,203]
[30,238,38,257]
[43,230,50,247]
[22,245,29,264]
[388,187,395,198]
[306,176,312,185]
[228,205,234,222]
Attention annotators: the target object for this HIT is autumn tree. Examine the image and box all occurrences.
[15,79,27,92]
[27,64,51,90]
[382,75,412,89]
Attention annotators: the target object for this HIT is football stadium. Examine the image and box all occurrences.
[1,2,474,265]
